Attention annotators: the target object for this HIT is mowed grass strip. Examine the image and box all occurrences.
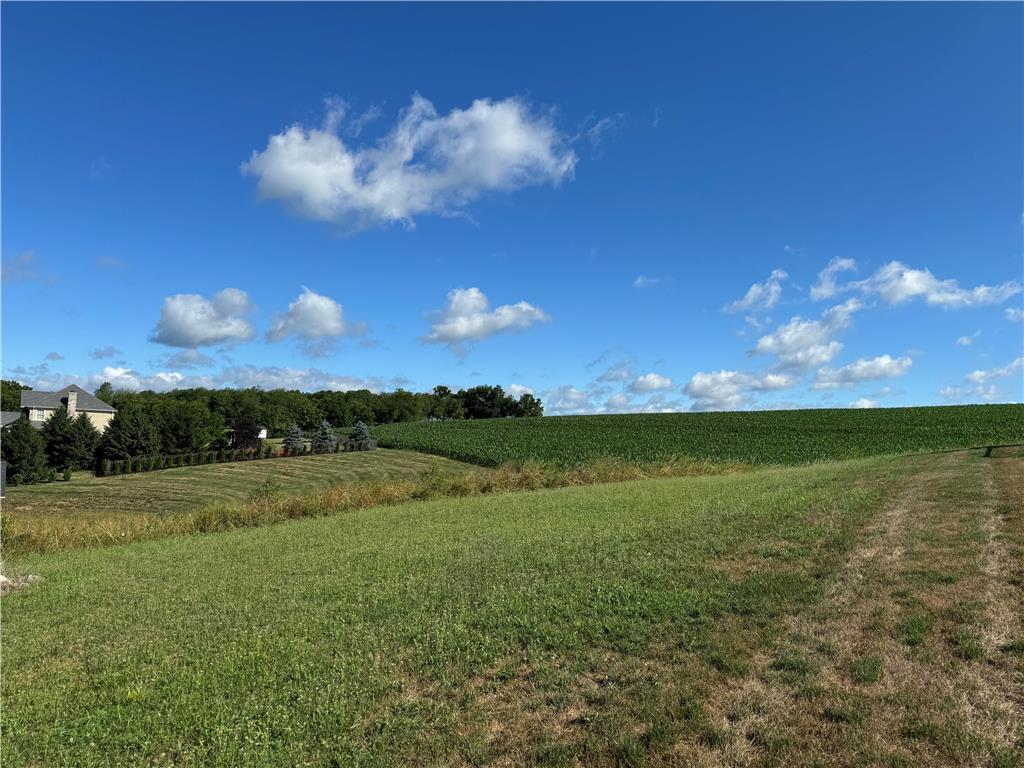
[4,454,933,767]
[374,404,1024,467]
[1,448,470,518]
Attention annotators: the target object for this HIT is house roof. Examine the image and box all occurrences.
[1,411,22,427]
[20,384,116,413]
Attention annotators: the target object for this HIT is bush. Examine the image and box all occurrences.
[102,459,111,477]
[62,468,73,481]
[1,419,47,485]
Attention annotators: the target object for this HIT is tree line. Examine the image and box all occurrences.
[0,381,542,485]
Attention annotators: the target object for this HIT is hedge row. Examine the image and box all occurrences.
[94,438,370,477]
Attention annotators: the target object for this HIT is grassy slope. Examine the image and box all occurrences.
[374,404,1024,466]
[1,448,470,518]
[5,449,1020,766]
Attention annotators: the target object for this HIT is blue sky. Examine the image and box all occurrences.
[2,2,1022,413]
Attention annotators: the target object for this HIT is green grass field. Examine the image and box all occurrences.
[2,448,470,518]
[4,447,1021,767]
[374,404,1024,466]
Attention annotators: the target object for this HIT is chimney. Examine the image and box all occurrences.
[67,389,78,418]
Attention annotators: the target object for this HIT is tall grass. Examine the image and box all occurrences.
[2,456,742,555]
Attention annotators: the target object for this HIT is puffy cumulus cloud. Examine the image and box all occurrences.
[266,287,360,356]
[422,287,549,355]
[725,269,787,314]
[163,349,215,369]
[242,95,576,229]
[812,354,913,390]
[1007,307,1024,323]
[151,288,254,349]
[92,366,210,393]
[753,299,861,370]
[508,383,534,398]
[90,346,122,360]
[849,398,879,409]
[810,257,857,301]
[682,370,796,412]
[941,357,1023,403]
[629,372,673,393]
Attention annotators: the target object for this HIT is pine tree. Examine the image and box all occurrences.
[283,423,305,455]
[97,404,161,461]
[40,407,80,471]
[0,419,47,484]
[312,420,336,453]
[74,413,101,470]
[350,420,371,442]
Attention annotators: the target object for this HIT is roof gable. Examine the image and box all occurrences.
[20,384,116,413]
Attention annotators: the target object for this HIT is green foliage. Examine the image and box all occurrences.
[93,382,115,407]
[349,420,371,442]
[374,405,1024,468]
[312,420,336,453]
[158,400,224,454]
[1,379,29,412]
[231,417,262,451]
[283,424,305,455]
[62,468,72,481]
[40,408,80,471]
[74,413,101,470]
[1,419,47,484]
[98,405,161,461]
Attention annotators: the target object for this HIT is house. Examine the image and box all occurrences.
[20,385,117,431]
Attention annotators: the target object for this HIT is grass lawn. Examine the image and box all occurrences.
[1,448,470,518]
[3,448,1020,767]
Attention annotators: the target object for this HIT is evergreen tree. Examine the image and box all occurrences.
[74,413,101,470]
[350,420,371,442]
[232,416,262,451]
[94,381,115,407]
[283,423,305,455]
[1,419,47,484]
[97,404,161,461]
[312,420,336,453]
[40,407,80,470]
[1,379,29,412]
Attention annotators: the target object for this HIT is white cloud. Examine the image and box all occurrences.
[753,299,861,370]
[955,330,981,347]
[633,275,666,288]
[682,370,797,412]
[163,349,215,369]
[810,257,857,301]
[629,372,673,392]
[725,269,787,314]
[44,351,63,361]
[857,262,1021,308]
[242,95,576,229]
[809,259,1021,309]
[942,357,1024,403]
[151,288,254,349]
[508,383,534,398]
[422,287,549,354]
[266,287,358,356]
[544,385,595,415]
[1,251,45,283]
[90,346,122,360]
[596,360,635,383]
[219,365,394,392]
[848,398,878,409]
[1007,307,1024,323]
[813,354,913,390]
